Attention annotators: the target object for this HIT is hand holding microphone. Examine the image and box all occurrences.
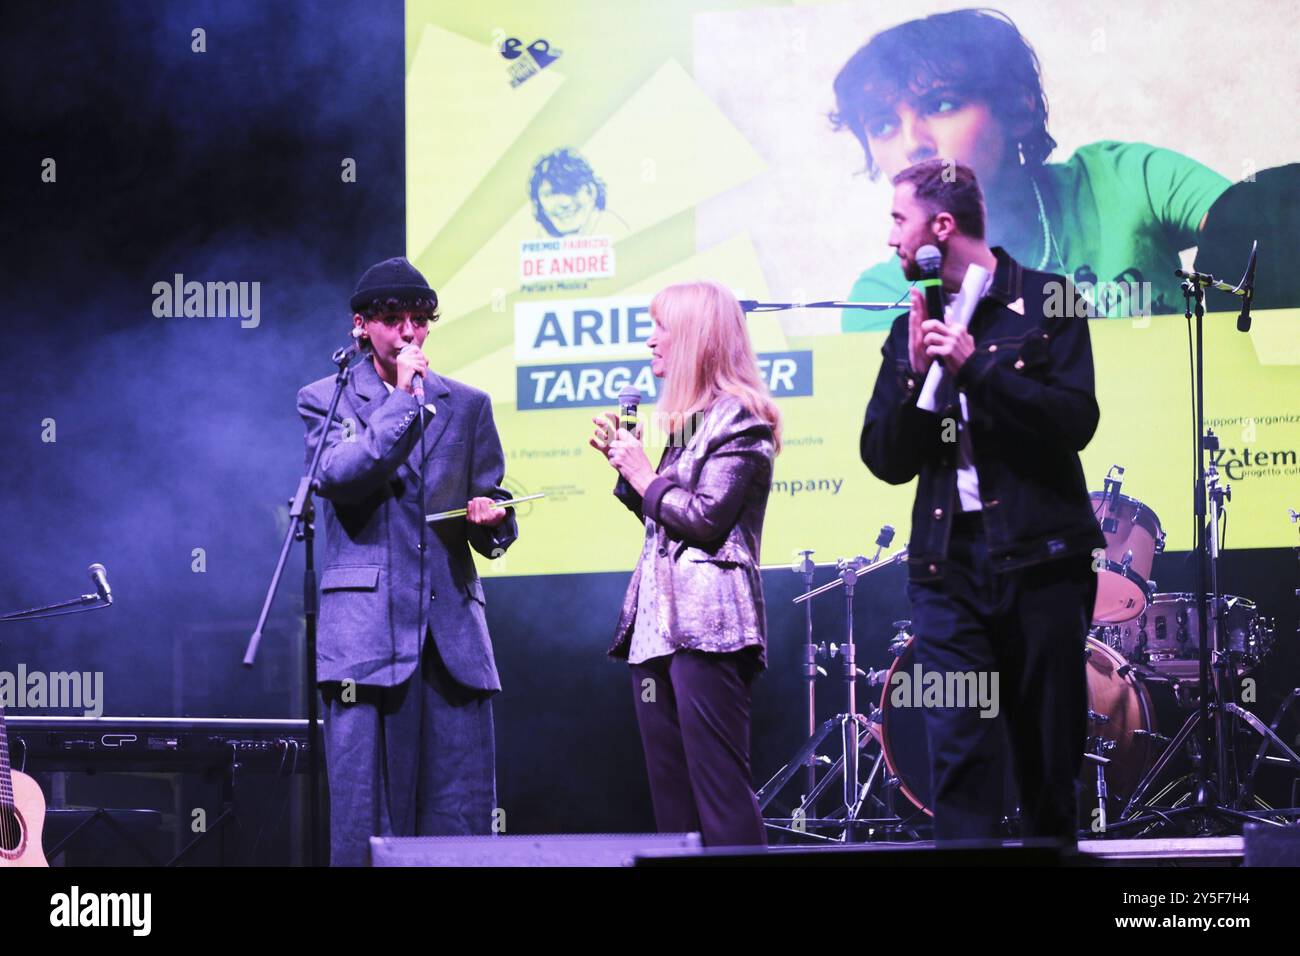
[914,245,988,412]
[589,411,624,457]
[606,427,653,490]
[922,318,976,375]
[396,342,428,401]
[590,386,643,457]
[594,387,654,494]
[907,287,932,375]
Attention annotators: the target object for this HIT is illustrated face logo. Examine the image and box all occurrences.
[500,36,563,87]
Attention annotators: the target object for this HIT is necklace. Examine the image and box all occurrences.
[1030,177,1051,270]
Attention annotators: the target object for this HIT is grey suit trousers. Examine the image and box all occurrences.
[322,631,496,866]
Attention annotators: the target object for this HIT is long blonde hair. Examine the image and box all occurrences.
[652,280,783,453]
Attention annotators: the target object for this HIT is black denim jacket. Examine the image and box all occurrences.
[860,248,1105,582]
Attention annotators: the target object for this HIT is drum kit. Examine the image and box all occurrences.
[1079,470,1283,834]
[757,464,1297,843]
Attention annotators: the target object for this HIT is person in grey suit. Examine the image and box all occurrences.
[590,279,783,847]
[297,257,518,866]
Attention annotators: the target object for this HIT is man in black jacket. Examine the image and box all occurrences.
[861,159,1104,844]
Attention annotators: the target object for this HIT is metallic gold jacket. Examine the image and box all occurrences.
[609,396,775,667]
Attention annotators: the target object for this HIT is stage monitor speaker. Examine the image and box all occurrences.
[1243,822,1300,866]
[369,832,702,867]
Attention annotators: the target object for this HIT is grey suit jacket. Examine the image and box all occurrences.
[297,359,517,691]
[609,396,775,668]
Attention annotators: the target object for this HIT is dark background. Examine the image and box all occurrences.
[2,1,1297,862]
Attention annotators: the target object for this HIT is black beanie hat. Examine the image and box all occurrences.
[350,256,438,313]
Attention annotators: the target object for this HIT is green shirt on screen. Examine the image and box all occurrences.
[842,141,1232,331]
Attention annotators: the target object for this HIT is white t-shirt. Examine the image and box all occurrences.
[948,273,992,512]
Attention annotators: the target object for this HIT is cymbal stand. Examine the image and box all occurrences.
[756,527,908,842]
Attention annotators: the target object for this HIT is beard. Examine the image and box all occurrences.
[901,237,946,281]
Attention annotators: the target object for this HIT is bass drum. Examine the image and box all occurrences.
[1080,639,1163,805]
[875,637,1169,819]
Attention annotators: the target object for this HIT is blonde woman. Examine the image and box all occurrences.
[590,280,782,847]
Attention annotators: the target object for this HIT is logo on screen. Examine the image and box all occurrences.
[500,36,562,88]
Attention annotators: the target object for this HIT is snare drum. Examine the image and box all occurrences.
[1102,593,1275,680]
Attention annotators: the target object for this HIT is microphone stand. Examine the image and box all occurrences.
[738,299,902,314]
[0,591,111,623]
[244,342,358,867]
[1112,247,1300,836]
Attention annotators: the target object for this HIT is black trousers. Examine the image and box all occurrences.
[907,512,1096,844]
[629,650,767,847]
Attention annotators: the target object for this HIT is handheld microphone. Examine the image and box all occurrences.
[88,563,112,605]
[400,343,425,404]
[916,244,945,328]
[916,253,989,413]
[618,385,642,434]
[614,386,643,497]
[915,245,945,407]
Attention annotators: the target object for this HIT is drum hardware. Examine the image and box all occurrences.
[794,549,821,812]
[1114,696,1300,833]
[1086,737,1116,829]
[1100,465,1124,534]
[863,664,891,688]
[1132,728,1172,745]
[1241,689,1300,804]
[887,620,912,657]
[757,526,911,841]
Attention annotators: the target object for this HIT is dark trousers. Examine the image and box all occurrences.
[629,650,767,847]
[907,513,1095,844]
[321,632,496,866]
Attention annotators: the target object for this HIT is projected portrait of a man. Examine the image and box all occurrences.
[528,148,629,238]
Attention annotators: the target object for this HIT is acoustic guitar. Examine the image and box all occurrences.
[0,706,48,867]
